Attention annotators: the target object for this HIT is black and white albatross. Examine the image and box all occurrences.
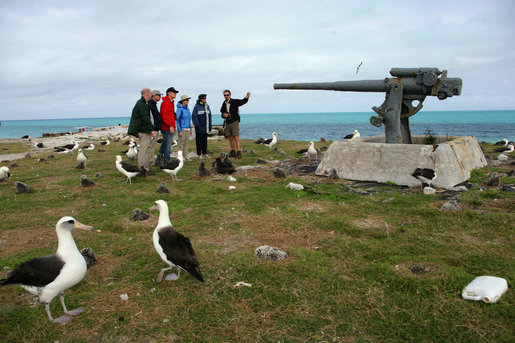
[0,216,93,324]
[411,168,437,188]
[148,200,204,283]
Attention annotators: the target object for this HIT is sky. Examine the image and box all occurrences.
[0,0,514,120]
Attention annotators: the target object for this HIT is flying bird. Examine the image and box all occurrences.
[161,150,184,181]
[344,130,360,140]
[148,200,204,282]
[356,61,363,74]
[0,217,93,324]
[115,155,140,184]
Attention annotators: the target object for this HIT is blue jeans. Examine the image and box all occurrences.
[159,130,173,163]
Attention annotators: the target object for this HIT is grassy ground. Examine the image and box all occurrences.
[0,137,513,342]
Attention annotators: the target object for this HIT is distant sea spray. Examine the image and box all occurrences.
[0,111,513,142]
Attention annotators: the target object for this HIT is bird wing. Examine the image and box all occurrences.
[344,134,353,139]
[1,255,65,287]
[158,227,204,282]
[120,161,140,172]
[161,159,180,170]
[263,138,272,144]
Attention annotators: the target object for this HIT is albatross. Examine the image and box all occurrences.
[76,149,88,167]
[267,132,278,149]
[115,155,140,183]
[148,200,204,282]
[0,166,10,182]
[0,216,93,324]
[161,150,184,181]
[307,141,318,161]
[411,168,437,189]
[344,130,360,140]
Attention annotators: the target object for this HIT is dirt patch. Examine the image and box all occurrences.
[395,262,443,278]
[352,218,394,236]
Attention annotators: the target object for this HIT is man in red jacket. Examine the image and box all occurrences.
[159,87,178,163]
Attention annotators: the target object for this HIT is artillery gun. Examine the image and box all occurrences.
[274,68,462,144]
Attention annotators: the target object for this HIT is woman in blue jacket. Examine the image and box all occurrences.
[191,94,212,158]
[176,95,192,161]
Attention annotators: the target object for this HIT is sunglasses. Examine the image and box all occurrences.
[224,94,230,97]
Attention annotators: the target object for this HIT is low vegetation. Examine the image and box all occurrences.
[0,137,513,342]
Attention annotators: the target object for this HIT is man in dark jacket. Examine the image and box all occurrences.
[220,89,251,159]
[128,88,156,176]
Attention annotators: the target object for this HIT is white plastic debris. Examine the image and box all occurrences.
[120,294,129,301]
[226,176,237,182]
[233,281,252,288]
[228,185,236,190]
[462,276,508,303]
[286,182,304,191]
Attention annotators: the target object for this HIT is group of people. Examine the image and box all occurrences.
[128,87,250,176]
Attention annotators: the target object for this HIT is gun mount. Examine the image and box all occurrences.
[274,68,462,144]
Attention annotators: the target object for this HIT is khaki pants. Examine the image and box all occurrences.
[178,130,191,158]
[138,132,153,170]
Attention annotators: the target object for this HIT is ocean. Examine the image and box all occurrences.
[0,110,513,143]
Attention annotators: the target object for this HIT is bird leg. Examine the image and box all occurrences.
[60,293,85,316]
[46,303,72,324]
[165,267,181,281]
[157,266,173,282]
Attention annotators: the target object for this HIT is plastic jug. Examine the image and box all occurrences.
[462,276,508,303]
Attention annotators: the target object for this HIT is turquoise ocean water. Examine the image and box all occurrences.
[0,110,513,142]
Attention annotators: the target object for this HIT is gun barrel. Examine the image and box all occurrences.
[274,80,387,92]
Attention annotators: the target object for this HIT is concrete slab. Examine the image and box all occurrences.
[315,136,487,189]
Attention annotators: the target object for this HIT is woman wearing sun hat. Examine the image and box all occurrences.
[176,94,192,161]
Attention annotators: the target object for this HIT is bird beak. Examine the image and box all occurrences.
[74,221,94,231]
[148,204,157,212]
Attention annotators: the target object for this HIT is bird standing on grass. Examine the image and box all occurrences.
[0,166,10,182]
[411,168,437,189]
[307,141,318,161]
[148,200,204,282]
[77,149,88,167]
[268,132,278,149]
[115,155,140,184]
[161,150,184,181]
[0,217,93,324]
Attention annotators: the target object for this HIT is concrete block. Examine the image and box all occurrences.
[316,136,487,189]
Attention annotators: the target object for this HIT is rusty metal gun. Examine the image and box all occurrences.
[274,68,462,143]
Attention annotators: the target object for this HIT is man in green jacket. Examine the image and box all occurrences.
[128,88,157,176]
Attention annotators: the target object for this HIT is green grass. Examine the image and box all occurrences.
[0,137,513,342]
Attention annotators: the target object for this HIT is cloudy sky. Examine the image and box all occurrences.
[0,0,514,120]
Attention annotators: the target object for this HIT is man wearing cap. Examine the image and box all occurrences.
[159,87,178,164]
[220,90,251,159]
[148,90,162,169]
[176,94,192,161]
[128,88,157,176]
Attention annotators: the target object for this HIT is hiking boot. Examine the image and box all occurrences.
[229,150,236,158]
[137,167,147,177]
[236,151,242,159]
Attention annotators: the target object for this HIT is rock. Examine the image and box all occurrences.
[256,158,268,164]
[24,153,32,158]
[423,187,436,195]
[130,208,149,221]
[286,182,304,191]
[14,181,30,194]
[382,197,395,202]
[47,154,54,158]
[81,247,97,268]
[228,185,236,190]
[2,147,8,151]
[450,186,468,192]
[501,185,515,192]
[320,146,328,152]
[80,175,94,187]
[441,200,460,211]
[75,162,85,169]
[249,149,255,155]
[236,165,256,171]
[98,149,105,152]
[9,162,19,168]
[255,245,288,261]
[94,173,104,178]
[156,182,170,193]
[497,153,508,161]
[273,168,286,178]
[487,173,500,186]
